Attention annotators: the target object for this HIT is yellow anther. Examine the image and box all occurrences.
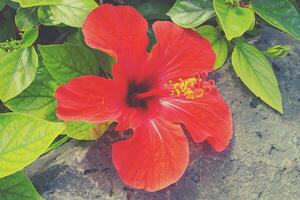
[167,77,205,100]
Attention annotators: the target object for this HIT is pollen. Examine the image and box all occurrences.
[166,73,215,100]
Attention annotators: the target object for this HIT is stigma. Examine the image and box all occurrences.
[165,72,215,100]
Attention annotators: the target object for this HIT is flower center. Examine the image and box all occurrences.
[166,72,215,100]
[126,81,149,109]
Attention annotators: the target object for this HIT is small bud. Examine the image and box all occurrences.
[264,45,291,58]
[224,0,241,6]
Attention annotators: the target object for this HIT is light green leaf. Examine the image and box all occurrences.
[50,0,98,27]
[18,0,61,7]
[15,7,39,31]
[0,172,42,200]
[251,0,300,41]
[22,27,39,48]
[38,6,61,26]
[45,135,70,154]
[0,112,66,178]
[17,0,97,27]
[167,0,215,28]
[0,47,38,102]
[213,0,254,40]
[5,65,60,121]
[196,25,228,69]
[39,43,100,83]
[137,0,170,20]
[264,45,291,58]
[66,121,111,141]
[232,43,283,113]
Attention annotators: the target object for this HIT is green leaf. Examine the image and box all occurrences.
[213,0,254,41]
[22,27,39,48]
[50,0,98,27]
[18,0,61,7]
[66,31,114,75]
[0,10,16,42]
[0,47,38,102]
[66,30,86,46]
[44,135,70,154]
[17,0,97,27]
[66,121,110,141]
[15,7,39,31]
[137,0,170,20]
[167,0,215,28]
[5,65,60,121]
[264,45,291,58]
[39,43,100,83]
[0,112,66,178]
[196,25,228,69]
[232,43,283,113]
[38,6,61,26]
[0,1,6,11]
[0,172,42,200]
[250,0,300,41]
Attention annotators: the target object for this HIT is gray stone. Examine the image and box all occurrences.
[25,26,300,200]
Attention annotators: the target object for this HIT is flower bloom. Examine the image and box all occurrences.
[55,4,233,192]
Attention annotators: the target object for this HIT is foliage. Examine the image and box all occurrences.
[0,0,299,197]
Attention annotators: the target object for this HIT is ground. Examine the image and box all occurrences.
[25,25,300,200]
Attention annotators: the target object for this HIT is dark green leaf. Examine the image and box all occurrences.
[213,0,255,40]
[39,43,100,83]
[0,47,38,102]
[251,0,300,41]
[15,7,39,31]
[66,31,114,75]
[0,172,42,200]
[0,112,66,178]
[196,25,228,69]
[167,0,215,28]
[137,0,170,20]
[0,10,16,42]
[232,43,283,113]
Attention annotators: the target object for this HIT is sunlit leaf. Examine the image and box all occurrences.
[66,121,111,140]
[232,43,283,113]
[22,27,39,47]
[0,112,66,178]
[5,65,60,121]
[213,0,254,40]
[0,47,38,102]
[196,25,228,69]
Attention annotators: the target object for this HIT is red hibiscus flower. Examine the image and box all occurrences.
[55,4,233,192]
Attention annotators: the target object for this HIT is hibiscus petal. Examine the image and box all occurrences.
[55,76,125,123]
[82,4,149,79]
[112,117,189,192]
[148,21,215,81]
[160,89,232,152]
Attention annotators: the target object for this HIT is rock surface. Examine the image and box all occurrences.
[25,26,300,200]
